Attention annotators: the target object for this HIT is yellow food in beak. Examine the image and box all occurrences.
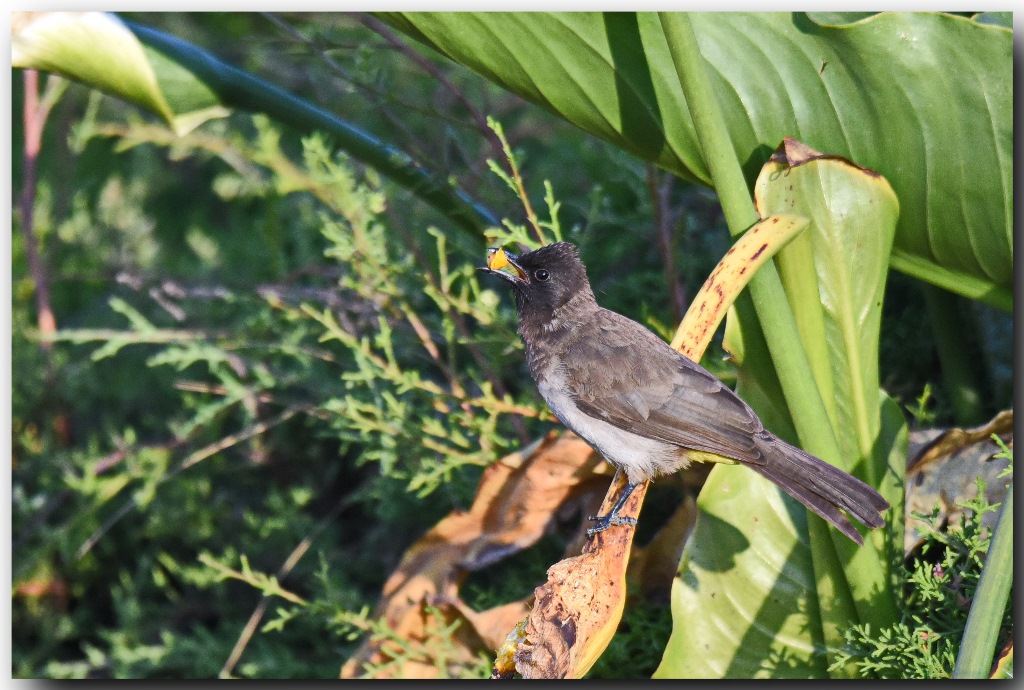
[487,248,510,271]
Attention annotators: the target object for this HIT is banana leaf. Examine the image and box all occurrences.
[379,12,1012,310]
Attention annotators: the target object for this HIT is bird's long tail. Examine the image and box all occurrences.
[750,432,890,545]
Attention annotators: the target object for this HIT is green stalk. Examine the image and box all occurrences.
[805,517,858,676]
[890,250,1012,313]
[922,284,986,426]
[656,14,838,456]
[953,482,1013,678]
[657,11,897,651]
[123,20,496,241]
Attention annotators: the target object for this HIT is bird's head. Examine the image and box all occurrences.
[480,242,595,323]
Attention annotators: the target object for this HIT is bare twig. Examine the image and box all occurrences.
[219,493,355,678]
[358,13,506,163]
[19,70,62,356]
[646,164,687,322]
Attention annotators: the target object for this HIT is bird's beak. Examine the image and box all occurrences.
[480,247,528,284]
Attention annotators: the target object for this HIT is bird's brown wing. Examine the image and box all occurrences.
[562,310,766,465]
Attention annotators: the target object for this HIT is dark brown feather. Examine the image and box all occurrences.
[563,308,764,466]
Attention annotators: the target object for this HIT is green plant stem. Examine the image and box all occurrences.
[124,20,496,242]
[805,517,858,675]
[922,284,986,426]
[656,14,839,459]
[657,10,897,654]
[953,482,1013,678]
[890,250,1012,313]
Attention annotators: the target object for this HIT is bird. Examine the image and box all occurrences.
[481,241,889,544]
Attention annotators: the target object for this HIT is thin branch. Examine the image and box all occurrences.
[646,164,687,323]
[358,13,506,163]
[219,493,355,678]
[488,119,544,244]
[198,554,307,605]
[19,70,61,356]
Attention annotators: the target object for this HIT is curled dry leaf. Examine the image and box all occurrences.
[670,213,809,358]
[904,409,1013,555]
[340,432,609,678]
[907,408,1012,473]
[515,471,647,679]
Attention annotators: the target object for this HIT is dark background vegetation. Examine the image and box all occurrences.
[12,12,1012,678]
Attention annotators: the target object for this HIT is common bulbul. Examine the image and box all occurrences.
[482,241,889,544]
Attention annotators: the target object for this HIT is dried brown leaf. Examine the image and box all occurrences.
[341,432,608,678]
[516,472,647,679]
[907,408,1012,473]
[904,409,1013,555]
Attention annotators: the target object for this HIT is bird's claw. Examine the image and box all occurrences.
[586,514,637,536]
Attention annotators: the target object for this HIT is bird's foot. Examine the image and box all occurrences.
[586,513,637,536]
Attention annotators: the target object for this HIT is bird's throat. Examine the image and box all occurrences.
[517,290,595,336]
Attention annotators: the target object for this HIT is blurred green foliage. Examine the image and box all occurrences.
[12,12,1012,679]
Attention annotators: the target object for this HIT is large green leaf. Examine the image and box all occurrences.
[654,387,907,678]
[651,145,906,677]
[756,141,898,486]
[752,146,906,635]
[12,12,228,135]
[654,466,826,678]
[381,12,1012,310]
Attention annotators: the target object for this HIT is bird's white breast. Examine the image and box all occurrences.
[537,366,686,484]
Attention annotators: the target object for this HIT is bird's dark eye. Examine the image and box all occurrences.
[535,269,550,282]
